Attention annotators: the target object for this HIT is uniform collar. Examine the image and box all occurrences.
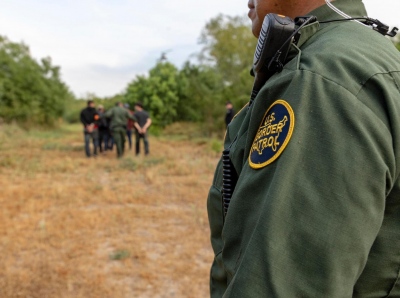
[310,0,368,22]
[296,0,368,48]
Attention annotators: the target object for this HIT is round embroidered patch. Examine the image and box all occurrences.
[249,99,295,169]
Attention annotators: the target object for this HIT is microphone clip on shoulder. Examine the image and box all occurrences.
[324,0,398,37]
[362,17,398,37]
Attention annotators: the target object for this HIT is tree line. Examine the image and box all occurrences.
[1,15,400,133]
[0,36,74,126]
[78,15,256,135]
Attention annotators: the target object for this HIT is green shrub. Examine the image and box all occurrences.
[210,139,222,154]
[119,157,138,171]
[109,249,130,261]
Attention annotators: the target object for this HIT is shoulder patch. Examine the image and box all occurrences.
[249,99,295,169]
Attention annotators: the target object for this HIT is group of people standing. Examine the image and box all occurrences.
[80,100,151,158]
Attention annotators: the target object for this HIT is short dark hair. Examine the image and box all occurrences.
[87,100,94,106]
[135,102,143,108]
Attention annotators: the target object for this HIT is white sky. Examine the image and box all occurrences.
[0,0,398,98]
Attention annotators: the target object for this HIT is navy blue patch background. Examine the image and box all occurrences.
[249,101,293,168]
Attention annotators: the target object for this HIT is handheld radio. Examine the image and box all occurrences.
[249,14,317,105]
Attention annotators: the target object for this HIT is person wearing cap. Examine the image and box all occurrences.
[133,102,152,156]
[207,0,400,297]
[102,102,139,158]
[80,100,99,157]
[124,103,134,150]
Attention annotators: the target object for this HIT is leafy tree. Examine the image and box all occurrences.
[177,62,225,134]
[199,14,256,108]
[125,62,180,127]
[0,36,73,125]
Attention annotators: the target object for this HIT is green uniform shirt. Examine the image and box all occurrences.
[103,106,136,130]
[207,0,400,297]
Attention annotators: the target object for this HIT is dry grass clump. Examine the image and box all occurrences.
[0,123,220,297]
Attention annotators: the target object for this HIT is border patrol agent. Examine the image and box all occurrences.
[103,102,139,158]
[207,0,400,297]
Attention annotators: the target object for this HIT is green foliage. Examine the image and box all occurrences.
[109,249,130,261]
[62,14,257,135]
[63,93,125,124]
[0,35,74,126]
[176,62,225,134]
[199,14,256,108]
[210,139,223,154]
[0,156,17,168]
[394,38,400,51]
[125,62,180,127]
[63,99,86,123]
[123,15,255,134]
[148,125,162,137]
[41,142,83,152]
[143,157,165,167]
[162,121,208,139]
[164,15,256,135]
[119,157,138,171]
[174,14,255,135]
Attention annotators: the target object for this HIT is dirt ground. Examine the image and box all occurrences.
[0,124,220,298]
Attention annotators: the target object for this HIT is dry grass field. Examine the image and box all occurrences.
[0,123,221,298]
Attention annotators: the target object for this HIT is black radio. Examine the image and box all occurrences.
[249,14,317,105]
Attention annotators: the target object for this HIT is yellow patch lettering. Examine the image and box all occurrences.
[249,100,295,169]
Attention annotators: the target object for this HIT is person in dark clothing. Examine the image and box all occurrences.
[97,105,110,154]
[104,115,114,151]
[225,101,235,127]
[80,100,99,157]
[103,102,139,158]
[133,102,152,156]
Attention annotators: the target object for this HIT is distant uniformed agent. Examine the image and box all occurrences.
[124,103,134,150]
[207,0,400,297]
[103,102,139,158]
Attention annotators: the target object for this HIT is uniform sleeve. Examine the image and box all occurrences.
[103,109,112,118]
[221,70,396,297]
[208,107,250,297]
[208,182,228,297]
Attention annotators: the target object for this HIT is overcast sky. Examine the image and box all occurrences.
[0,0,398,98]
